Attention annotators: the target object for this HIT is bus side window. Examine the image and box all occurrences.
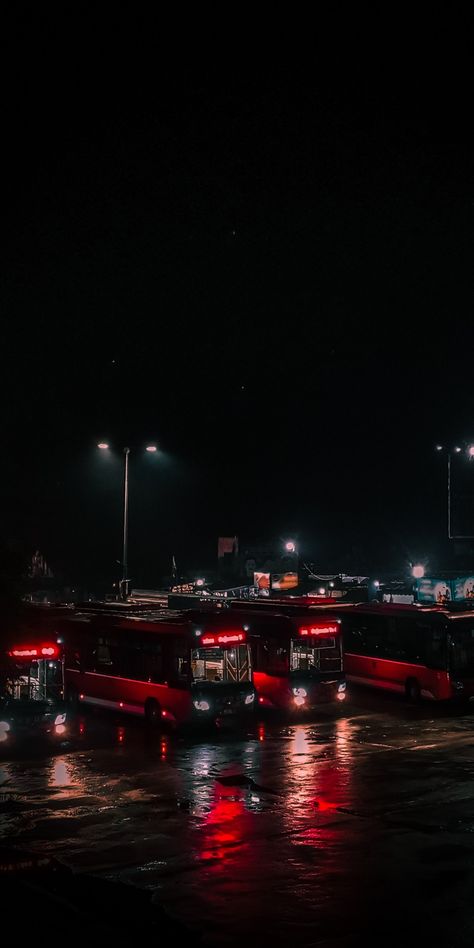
[263,638,288,675]
[96,639,112,665]
[422,623,446,670]
[344,618,370,654]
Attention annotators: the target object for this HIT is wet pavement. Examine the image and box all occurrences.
[2,689,474,946]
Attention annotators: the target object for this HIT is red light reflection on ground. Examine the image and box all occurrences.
[199,782,256,869]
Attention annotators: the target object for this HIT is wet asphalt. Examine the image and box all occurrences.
[2,688,474,946]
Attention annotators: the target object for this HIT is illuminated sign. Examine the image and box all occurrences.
[9,643,60,660]
[299,624,339,637]
[201,632,246,647]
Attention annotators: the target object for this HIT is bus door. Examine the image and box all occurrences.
[289,619,346,708]
[190,630,255,721]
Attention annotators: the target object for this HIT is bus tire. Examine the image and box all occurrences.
[406,678,421,703]
[144,698,161,727]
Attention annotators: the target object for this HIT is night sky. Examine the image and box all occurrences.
[2,67,473,586]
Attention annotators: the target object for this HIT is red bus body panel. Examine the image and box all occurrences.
[65,668,193,723]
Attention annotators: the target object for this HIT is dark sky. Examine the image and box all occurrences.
[2,65,473,585]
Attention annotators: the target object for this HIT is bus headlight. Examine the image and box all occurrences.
[193,700,210,711]
[54,713,67,725]
[245,693,255,705]
[292,687,307,698]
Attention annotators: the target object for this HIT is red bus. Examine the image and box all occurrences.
[333,603,474,701]
[199,601,347,711]
[62,606,255,727]
[0,637,67,746]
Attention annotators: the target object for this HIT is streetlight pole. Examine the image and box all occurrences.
[98,442,158,600]
[122,447,130,600]
[447,451,452,540]
[436,444,474,540]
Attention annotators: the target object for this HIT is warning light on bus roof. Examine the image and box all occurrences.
[9,643,60,660]
[299,624,339,637]
[201,632,246,647]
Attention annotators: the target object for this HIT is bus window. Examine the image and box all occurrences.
[450,623,474,676]
[191,645,251,683]
[344,616,384,655]
[261,639,288,675]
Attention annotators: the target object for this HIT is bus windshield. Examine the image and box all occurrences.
[191,645,251,683]
[290,636,341,673]
[450,621,474,676]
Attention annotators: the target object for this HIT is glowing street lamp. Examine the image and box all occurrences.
[284,540,296,553]
[98,442,159,599]
[412,565,425,579]
[436,444,474,538]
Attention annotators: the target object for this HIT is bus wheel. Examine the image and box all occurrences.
[144,698,161,727]
[406,678,421,703]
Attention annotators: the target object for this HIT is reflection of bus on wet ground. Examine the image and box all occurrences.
[202,601,347,712]
[326,602,474,701]
[61,605,255,728]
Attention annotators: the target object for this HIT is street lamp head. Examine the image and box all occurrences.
[454,446,462,453]
[97,442,109,450]
[146,445,158,453]
[285,540,296,553]
[412,565,425,579]
[195,578,205,587]
[373,580,380,588]
[468,445,474,458]
[435,445,443,452]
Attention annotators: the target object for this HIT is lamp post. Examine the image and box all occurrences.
[98,442,158,599]
[436,444,474,539]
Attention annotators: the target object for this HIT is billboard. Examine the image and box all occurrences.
[452,576,474,602]
[416,576,474,604]
[271,571,299,591]
[416,578,452,604]
[254,572,271,597]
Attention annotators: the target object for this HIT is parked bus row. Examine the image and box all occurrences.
[3,599,474,741]
[230,598,474,703]
[59,602,346,727]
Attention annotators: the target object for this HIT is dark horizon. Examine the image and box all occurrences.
[2,77,474,587]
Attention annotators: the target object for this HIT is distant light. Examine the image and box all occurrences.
[55,724,66,735]
[454,446,462,453]
[319,587,325,595]
[436,445,443,451]
[373,580,380,588]
[146,445,158,453]
[285,540,296,553]
[97,442,109,450]
[329,581,335,588]
[195,578,205,587]
[412,565,425,579]
[468,445,474,458]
